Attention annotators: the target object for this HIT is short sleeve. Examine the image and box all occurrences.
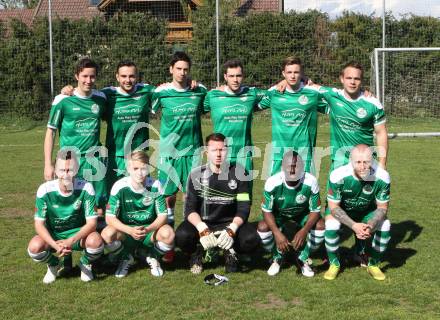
[376,180,390,203]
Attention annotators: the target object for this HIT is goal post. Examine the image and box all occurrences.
[371,47,440,137]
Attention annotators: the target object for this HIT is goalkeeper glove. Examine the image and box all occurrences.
[217,223,238,250]
[196,222,217,250]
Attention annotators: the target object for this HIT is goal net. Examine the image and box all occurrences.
[371,48,440,135]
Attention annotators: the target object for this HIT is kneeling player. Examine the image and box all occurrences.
[257,151,324,277]
[175,133,260,274]
[101,151,174,278]
[324,144,391,281]
[27,149,104,284]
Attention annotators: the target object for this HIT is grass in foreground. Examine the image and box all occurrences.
[0,118,440,319]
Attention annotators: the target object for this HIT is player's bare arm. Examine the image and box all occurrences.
[329,201,370,239]
[43,128,56,180]
[374,123,388,169]
[106,215,146,240]
[57,217,98,250]
[34,219,67,255]
[367,202,388,232]
[292,212,320,250]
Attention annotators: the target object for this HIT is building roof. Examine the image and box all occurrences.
[0,8,34,27]
[33,0,101,20]
[237,0,281,15]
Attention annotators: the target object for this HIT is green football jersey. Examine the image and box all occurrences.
[102,83,155,156]
[152,83,207,157]
[327,163,390,214]
[319,86,386,164]
[259,84,327,161]
[261,171,321,221]
[106,176,167,226]
[47,90,107,153]
[203,86,265,158]
[34,179,97,235]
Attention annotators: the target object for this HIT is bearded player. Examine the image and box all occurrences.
[324,144,391,281]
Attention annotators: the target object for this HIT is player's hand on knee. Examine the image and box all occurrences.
[196,222,217,250]
[61,85,74,96]
[55,240,72,256]
[217,223,238,250]
[292,228,308,250]
[44,164,54,181]
[131,226,147,240]
[353,223,371,240]
[274,231,289,253]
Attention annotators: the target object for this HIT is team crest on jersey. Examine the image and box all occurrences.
[278,97,287,102]
[362,184,373,195]
[228,179,238,190]
[91,104,100,114]
[298,95,309,105]
[356,108,367,119]
[142,196,153,206]
[295,194,307,204]
[73,200,82,210]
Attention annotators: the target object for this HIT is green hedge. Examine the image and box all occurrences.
[0,8,439,119]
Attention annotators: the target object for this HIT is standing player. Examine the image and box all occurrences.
[101,151,174,278]
[203,59,266,175]
[257,151,325,277]
[312,61,388,169]
[259,57,327,174]
[324,144,391,281]
[28,149,104,283]
[101,61,155,190]
[175,133,260,274]
[44,58,107,212]
[152,52,207,233]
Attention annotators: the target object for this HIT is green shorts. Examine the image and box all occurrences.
[50,227,83,251]
[122,230,155,254]
[158,155,201,196]
[259,212,309,229]
[78,155,108,209]
[324,206,376,223]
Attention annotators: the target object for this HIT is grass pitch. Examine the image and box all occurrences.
[0,116,440,319]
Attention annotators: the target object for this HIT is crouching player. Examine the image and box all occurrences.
[175,133,260,274]
[257,151,325,277]
[324,144,391,281]
[27,149,104,284]
[101,151,174,278]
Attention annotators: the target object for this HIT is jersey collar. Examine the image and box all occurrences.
[285,82,304,93]
[281,171,303,190]
[73,89,93,99]
[56,179,74,197]
[116,86,138,96]
[225,86,246,95]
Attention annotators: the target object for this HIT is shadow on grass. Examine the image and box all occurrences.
[88,220,420,278]
[324,219,421,273]
[382,220,421,271]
